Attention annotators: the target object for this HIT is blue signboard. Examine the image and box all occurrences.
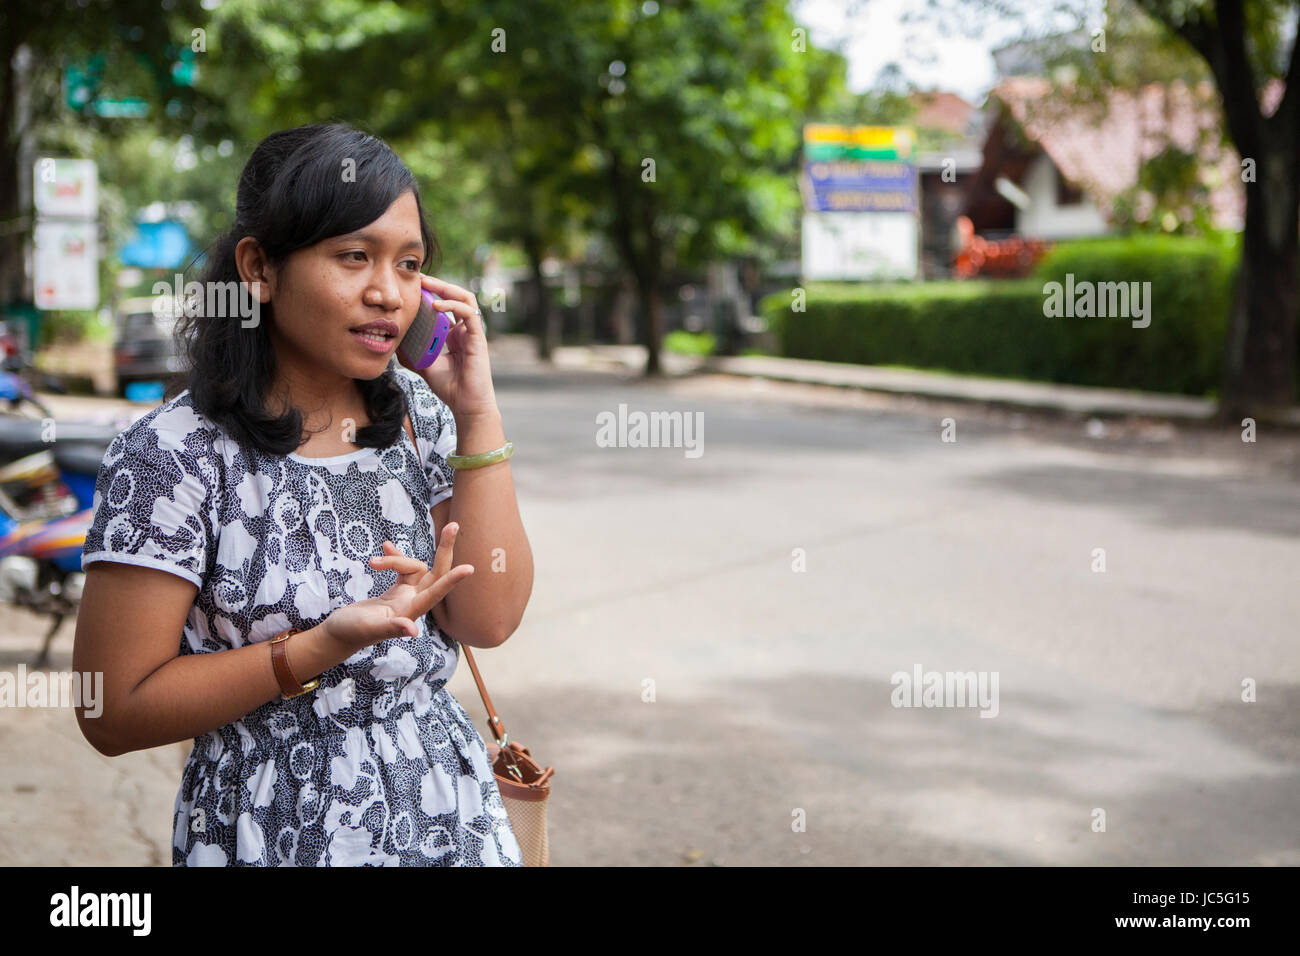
[803,159,917,213]
[119,219,192,269]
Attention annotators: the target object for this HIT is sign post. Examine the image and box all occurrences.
[33,158,100,312]
[800,126,920,281]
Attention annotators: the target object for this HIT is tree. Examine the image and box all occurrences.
[929,0,1298,417]
[248,0,844,376]
[1130,0,1299,419]
[504,0,846,376]
[0,0,226,315]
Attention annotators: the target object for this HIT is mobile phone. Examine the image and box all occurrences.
[397,288,453,370]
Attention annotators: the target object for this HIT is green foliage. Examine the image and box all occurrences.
[761,236,1243,396]
[1113,144,1219,236]
[1032,235,1236,391]
[663,330,716,356]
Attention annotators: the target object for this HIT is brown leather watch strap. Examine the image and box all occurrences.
[270,627,317,698]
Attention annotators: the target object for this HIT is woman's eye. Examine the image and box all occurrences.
[401,260,420,271]
[342,251,366,262]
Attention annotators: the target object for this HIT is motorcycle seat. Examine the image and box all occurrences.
[53,440,114,477]
[0,418,50,459]
[0,418,123,468]
[0,418,124,462]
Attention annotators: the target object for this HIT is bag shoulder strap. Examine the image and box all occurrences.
[460,644,508,747]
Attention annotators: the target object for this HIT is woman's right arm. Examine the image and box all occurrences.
[72,562,354,758]
[73,524,471,757]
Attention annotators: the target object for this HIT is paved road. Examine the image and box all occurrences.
[2,350,1298,865]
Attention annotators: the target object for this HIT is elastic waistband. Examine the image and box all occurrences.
[192,683,463,756]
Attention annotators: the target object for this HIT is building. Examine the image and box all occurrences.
[910,92,984,278]
[963,75,1268,243]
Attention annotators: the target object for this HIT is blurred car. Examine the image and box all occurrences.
[113,296,184,397]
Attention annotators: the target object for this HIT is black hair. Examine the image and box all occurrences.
[168,122,440,457]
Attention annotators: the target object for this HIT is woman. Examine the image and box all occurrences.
[72,123,533,866]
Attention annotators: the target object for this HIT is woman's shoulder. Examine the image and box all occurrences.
[393,365,441,412]
[83,389,225,587]
[390,366,457,495]
[103,388,227,491]
[392,366,454,436]
[111,388,219,450]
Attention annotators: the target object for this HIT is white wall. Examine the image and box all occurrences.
[1015,153,1109,239]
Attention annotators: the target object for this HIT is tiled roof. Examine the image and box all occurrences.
[989,76,1285,230]
[911,91,977,136]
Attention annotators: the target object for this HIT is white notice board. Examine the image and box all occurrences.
[35,220,99,310]
[801,211,918,281]
[33,158,98,219]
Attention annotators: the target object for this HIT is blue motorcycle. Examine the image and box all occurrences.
[0,368,52,419]
[0,419,117,667]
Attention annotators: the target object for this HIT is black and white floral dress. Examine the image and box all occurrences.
[81,363,522,866]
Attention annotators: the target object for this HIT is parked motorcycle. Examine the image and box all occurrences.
[0,324,54,418]
[0,416,123,518]
[0,429,113,667]
[0,369,52,419]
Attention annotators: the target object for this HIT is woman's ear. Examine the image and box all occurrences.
[234,236,275,302]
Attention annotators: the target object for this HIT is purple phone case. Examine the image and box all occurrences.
[398,288,453,370]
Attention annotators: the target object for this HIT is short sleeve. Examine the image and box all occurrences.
[395,367,457,507]
[81,402,220,589]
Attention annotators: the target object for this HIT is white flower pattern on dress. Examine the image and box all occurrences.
[82,363,522,866]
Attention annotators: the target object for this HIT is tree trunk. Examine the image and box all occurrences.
[594,117,664,377]
[637,198,663,377]
[636,276,662,377]
[609,273,636,344]
[522,232,553,362]
[1133,0,1300,420]
[0,39,25,310]
[1218,149,1299,421]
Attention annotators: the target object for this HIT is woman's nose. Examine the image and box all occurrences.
[367,276,404,309]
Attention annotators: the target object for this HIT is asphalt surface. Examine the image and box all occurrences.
[2,347,1298,865]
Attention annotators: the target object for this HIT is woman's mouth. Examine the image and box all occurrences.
[350,328,397,352]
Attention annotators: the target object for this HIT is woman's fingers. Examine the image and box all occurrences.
[366,533,473,625]
[370,540,428,579]
[419,273,474,304]
[410,523,474,615]
[419,274,484,337]
[430,298,484,340]
[371,554,427,575]
[409,563,474,620]
[430,523,460,579]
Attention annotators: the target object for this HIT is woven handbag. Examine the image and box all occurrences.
[460,644,554,867]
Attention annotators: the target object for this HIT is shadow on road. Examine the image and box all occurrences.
[456,671,1300,866]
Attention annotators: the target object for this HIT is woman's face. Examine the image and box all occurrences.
[255,189,425,383]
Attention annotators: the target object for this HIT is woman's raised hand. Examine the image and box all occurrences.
[321,523,473,652]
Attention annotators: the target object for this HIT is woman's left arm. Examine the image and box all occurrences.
[430,406,533,647]
[405,273,533,648]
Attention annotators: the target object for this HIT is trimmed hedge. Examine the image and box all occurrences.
[761,235,1243,396]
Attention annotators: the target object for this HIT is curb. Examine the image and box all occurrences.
[703,356,1216,420]
[548,341,1300,430]
[700,357,1300,429]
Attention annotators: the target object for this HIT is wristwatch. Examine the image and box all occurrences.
[270,627,321,699]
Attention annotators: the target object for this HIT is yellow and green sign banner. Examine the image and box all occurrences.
[803,124,915,162]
